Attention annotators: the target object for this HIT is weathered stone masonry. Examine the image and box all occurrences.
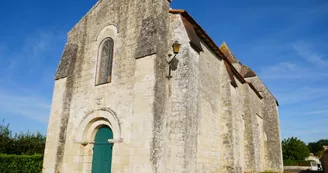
[43,1,283,173]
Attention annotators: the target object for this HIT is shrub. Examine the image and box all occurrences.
[0,120,45,155]
[282,137,310,160]
[0,154,43,173]
[283,159,311,166]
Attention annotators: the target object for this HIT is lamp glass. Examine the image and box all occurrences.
[172,41,181,54]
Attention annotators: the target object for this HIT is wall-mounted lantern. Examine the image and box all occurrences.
[172,41,181,55]
[167,41,181,79]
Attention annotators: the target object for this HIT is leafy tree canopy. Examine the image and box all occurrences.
[308,142,323,154]
[308,139,328,156]
[0,120,46,155]
[282,137,310,160]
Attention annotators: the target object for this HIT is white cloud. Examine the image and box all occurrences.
[302,110,328,115]
[259,62,328,79]
[25,32,58,60]
[0,44,7,63]
[0,88,51,123]
[0,29,65,124]
[0,30,65,76]
[281,117,328,143]
[292,41,328,67]
[272,86,328,105]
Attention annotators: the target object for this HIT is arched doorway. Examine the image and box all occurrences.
[92,126,113,173]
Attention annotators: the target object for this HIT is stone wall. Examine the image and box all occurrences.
[162,12,201,173]
[240,81,264,173]
[44,0,283,172]
[246,76,283,172]
[231,83,246,173]
[218,43,282,173]
[168,12,281,173]
[197,40,224,173]
[43,0,171,172]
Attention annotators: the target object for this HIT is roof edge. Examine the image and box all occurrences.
[169,9,186,14]
[169,9,264,100]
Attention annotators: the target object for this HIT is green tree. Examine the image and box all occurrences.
[0,120,46,155]
[282,137,310,160]
[308,139,328,156]
[317,139,328,145]
[13,131,46,155]
[308,142,323,154]
[0,120,12,154]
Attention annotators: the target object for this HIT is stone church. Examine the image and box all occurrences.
[43,0,283,172]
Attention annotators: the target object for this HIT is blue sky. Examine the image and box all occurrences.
[0,0,327,143]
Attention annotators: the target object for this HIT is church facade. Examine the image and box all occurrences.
[43,0,283,173]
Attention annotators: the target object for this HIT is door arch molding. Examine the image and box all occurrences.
[74,108,123,145]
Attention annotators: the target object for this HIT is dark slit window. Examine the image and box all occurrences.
[96,38,114,85]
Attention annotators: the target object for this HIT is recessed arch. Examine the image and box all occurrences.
[92,24,119,87]
[74,108,122,145]
[94,24,118,42]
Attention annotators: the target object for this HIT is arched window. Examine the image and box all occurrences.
[96,38,114,85]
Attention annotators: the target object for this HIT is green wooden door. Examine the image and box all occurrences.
[92,126,113,173]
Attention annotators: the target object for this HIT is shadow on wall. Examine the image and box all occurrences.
[284,171,323,173]
[284,169,324,173]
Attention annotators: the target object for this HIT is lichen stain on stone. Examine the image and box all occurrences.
[54,16,88,173]
[135,16,158,59]
[55,44,78,80]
